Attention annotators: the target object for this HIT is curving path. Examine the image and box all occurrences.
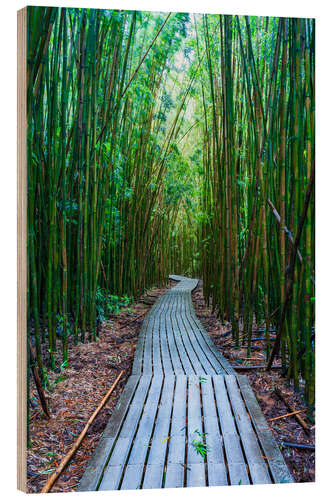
[78,276,293,491]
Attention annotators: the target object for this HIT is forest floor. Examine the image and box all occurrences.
[27,282,171,493]
[191,281,315,484]
[27,278,315,493]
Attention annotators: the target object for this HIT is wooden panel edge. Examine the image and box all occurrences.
[17,6,27,493]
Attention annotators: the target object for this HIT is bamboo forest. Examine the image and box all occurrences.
[25,6,315,492]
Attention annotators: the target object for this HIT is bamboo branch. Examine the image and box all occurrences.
[118,13,172,103]
[267,161,315,370]
[268,409,306,422]
[266,197,303,263]
[274,387,309,434]
[28,339,51,420]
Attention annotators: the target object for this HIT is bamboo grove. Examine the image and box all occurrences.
[27,8,315,407]
[27,7,194,375]
[198,16,315,405]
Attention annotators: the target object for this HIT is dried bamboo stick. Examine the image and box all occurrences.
[120,310,148,329]
[232,364,282,371]
[268,409,305,422]
[41,370,125,493]
[274,387,309,434]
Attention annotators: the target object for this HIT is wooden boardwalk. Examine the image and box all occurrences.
[132,275,234,376]
[78,276,293,491]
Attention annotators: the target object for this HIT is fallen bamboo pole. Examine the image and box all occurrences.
[268,409,306,422]
[234,357,266,362]
[41,370,125,493]
[232,365,282,371]
[224,334,276,345]
[221,329,233,338]
[120,310,147,329]
[278,441,315,451]
[274,387,309,435]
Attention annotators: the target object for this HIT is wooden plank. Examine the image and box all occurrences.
[229,463,250,486]
[118,375,151,438]
[147,377,175,466]
[107,437,132,466]
[142,465,164,489]
[164,463,184,488]
[207,463,228,486]
[188,313,235,374]
[185,309,232,374]
[165,293,184,374]
[212,376,238,435]
[224,376,256,436]
[269,460,294,484]
[180,309,216,373]
[248,462,271,484]
[103,375,140,438]
[212,376,251,484]
[187,376,204,466]
[141,296,165,374]
[120,464,144,490]
[206,433,225,465]
[224,377,275,484]
[170,293,195,374]
[169,274,183,282]
[152,310,163,373]
[240,430,269,466]
[127,376,163,465]
[169,275,198,292]
[237,376,270,431]
[131,335,144,374]
[156,375,175,419]
[167,417,186,464]
[79,375,141,491]
[142,314,154,374]
[159,294,174,374]
[223,433,246,465]
[201,376,218,418]
[177,292,212,374]
[174,322,202,373]
[225,376,272,483]
[204,416,225,465]
[147,418,170,465]
[185,295,234,371]
[131,314,150,375]
[237,376,293,483]
[98,465,123,491]
[100,376,161,491]
[204,416,220,436]
[78,437,115,491]
[186,463,206,488]
[167,376,186,465]
[175,294,200,375]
